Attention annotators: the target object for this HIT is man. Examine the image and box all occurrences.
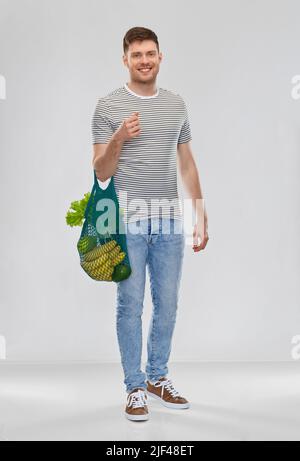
[92,27,209,422]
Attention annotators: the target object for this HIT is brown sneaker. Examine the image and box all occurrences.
[125,388,149,421]
[146,377,190,409]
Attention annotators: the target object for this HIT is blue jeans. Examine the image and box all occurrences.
[116,217,185,393]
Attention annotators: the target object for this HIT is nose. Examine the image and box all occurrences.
[140,56,150,65]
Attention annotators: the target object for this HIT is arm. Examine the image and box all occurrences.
[93,132,124,182]
[177,141,209,251]
[92,108,140,182]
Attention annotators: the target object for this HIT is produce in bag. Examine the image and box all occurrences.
[66,172,132,283]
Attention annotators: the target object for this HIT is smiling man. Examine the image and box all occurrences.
[92,26,209,422]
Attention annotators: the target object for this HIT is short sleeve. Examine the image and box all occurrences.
[178,99,192,144]
[91,98,114,144]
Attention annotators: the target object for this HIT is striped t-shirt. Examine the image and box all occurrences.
[91,83,192,223]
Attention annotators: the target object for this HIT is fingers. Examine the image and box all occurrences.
[124,111,141,138]
[192,233,209,252]
[126,112,140,127]
[128,111,139,121]
[127,122,141,135]
[126,118,140,129]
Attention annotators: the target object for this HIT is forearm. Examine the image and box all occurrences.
[93,132,124,181]
[180,163,206,220]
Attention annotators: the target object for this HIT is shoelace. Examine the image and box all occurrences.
[153,378,181,399]
[127,389,147,408]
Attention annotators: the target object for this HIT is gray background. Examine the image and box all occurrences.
[0,0,299,362]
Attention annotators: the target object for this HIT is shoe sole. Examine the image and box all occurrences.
[147,391,190,409]
[125,412,149,421]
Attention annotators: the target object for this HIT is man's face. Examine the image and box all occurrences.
[123,40,162,84]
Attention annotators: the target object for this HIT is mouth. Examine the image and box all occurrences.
[138,67,152,74]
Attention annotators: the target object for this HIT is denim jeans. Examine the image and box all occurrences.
[116,217,185,393]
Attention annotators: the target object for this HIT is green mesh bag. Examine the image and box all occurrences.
[77,170,131,282]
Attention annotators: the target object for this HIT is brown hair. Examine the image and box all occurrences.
[123,27,159,55]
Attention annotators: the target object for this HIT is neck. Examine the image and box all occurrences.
[126,80,158,97]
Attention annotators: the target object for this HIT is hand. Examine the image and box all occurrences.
[115,111,141,142]
[192,209,209,252]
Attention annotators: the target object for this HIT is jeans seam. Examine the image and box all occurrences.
[148,252,157,378]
